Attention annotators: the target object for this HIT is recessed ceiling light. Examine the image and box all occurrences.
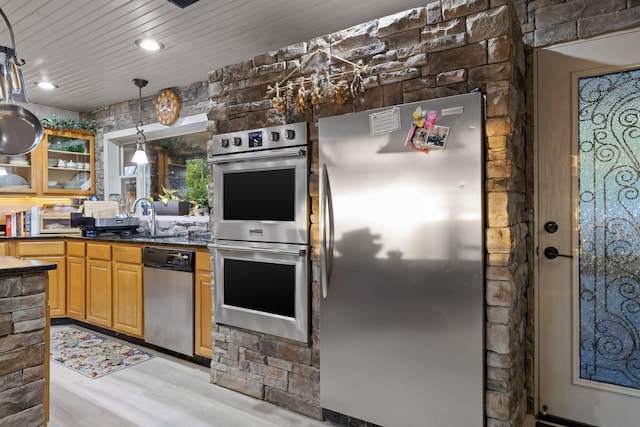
[34,81,58,90]
[135,38,165,51]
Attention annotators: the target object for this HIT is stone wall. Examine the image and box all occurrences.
[207,2,527,425]
[0,272,48,426]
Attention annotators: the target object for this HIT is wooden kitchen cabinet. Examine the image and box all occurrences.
[42,129,95,195]
[66,241,86,320]
[86,243,112,328]
[15,240,67,317]
[0,129,94,195]
[195,249,212,358]
[112,244,144,337]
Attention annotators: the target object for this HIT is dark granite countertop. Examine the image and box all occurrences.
[67,234,211,248]
[0,256,58,276]
[1,234,211,248]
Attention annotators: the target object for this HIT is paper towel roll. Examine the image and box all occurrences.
[30,206,41,236]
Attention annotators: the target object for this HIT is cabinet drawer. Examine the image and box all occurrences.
[113,245,142,264]
[196,250,212,272]
[17,240,65,256]
[67,241,86,257]
[86,243,111,260]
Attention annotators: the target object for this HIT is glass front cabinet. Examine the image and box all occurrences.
[0,129,95,195]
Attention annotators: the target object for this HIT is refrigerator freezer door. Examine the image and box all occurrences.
[319,92,484,426]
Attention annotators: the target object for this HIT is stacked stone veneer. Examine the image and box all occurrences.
[205,2,528,425]
[0,272,47,426]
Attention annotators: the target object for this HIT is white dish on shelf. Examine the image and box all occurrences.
[0,173,28,186]
[71,171,90,182]
[9,159,29,165]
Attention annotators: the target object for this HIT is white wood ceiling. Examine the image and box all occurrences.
[0,0,424,113]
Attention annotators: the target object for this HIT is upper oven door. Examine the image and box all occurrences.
[211,146,309,244]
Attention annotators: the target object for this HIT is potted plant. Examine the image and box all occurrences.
[186,157,210,216]
[153,186,191,215]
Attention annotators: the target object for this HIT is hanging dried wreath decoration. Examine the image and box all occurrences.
[267,48,367,113]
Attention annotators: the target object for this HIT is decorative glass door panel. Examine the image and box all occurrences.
[0,151,36,193]
[578,69,640,391]
[44,130,93,194]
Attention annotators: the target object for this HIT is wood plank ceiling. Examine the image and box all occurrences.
[0,0,424,113]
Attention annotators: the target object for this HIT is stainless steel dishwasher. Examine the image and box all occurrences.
[143,247,195,356]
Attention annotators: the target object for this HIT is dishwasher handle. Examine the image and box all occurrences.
[143,262,194,272]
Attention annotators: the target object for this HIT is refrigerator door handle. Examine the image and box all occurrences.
[320,163,335,298]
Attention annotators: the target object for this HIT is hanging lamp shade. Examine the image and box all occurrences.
[131,146,148,164]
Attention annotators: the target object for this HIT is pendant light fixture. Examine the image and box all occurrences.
[132,78,149,164]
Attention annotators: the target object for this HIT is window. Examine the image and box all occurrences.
[119,132,209,204]
[103,113,210,208]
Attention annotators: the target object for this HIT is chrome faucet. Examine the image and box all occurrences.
[130,197,155,236]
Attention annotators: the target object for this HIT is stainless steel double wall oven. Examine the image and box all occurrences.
[208,122,310,343]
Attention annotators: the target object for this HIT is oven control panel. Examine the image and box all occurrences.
[208,122,307,157]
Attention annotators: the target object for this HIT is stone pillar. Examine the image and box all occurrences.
[0,271,48,426]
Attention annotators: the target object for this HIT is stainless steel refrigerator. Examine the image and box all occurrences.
[319,92,484,426]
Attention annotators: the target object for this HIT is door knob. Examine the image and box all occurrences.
[543,246,573,259]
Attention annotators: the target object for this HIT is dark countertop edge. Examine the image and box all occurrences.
[1,234,210,248]
[0,256,57,276]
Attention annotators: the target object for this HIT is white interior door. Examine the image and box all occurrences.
[536,29,640,426]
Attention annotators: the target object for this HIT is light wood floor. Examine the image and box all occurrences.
[49,326,331,427]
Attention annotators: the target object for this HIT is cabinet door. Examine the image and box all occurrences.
[113,261,143,337]
[86,259,112,328]
[43,129,94,195]
[66,256,86,320]
[16,241,66,317]
[66,241,86,320]
[195,250,212,358]
[0,149,38,194]
[45,255,67,317]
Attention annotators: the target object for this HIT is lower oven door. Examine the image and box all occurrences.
[212,240,310,343]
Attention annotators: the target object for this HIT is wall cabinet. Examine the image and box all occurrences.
[15,240,66,317]
[86,243,112,328]
[195,249,212,358]
[112,245,144,338]
[66,241,86,320]
[0,128,94,195]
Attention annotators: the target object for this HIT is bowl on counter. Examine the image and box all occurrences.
[48,180,58,187]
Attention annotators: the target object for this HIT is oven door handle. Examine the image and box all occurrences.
[211,243,307,257]
[208,147,306,163]
[320,163,335,298]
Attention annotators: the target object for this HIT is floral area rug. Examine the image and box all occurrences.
[50,326,156,379]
